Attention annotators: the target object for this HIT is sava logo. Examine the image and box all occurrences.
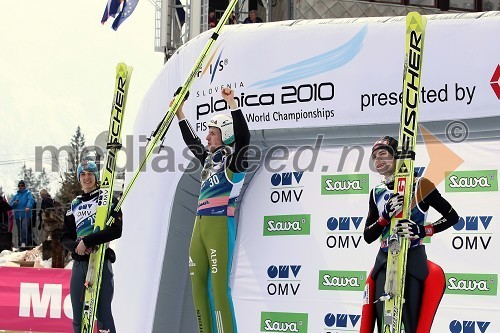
[318,270,366,291]
[445,170,498,193]
[452,216,493,250]
[324,313,361,329]
[263,214,311,236]
[321,174,369,195]
[260,312,308,333]
[445,273,498,296]
[325,217,363,249]
[449,320,490,333]
[267,265,302,296]
[270,172,304,204]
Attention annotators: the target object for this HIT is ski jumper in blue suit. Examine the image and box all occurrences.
[61,189,122,333]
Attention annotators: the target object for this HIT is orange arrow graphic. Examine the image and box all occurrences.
[420,125,464,197]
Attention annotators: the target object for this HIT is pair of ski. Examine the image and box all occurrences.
[80,62,132,333]
[81,1,240,332]
[381,12,427,333]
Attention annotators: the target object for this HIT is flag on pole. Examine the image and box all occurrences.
[111,0,139,30]
[101,0,122,24]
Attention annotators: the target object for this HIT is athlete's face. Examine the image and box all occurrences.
[372,149,395,176]
[206,127,223,152]
[80,170,97,193]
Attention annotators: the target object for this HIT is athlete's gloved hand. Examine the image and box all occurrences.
[110,209,121,222]
[382,193,404,221]
[396,219,434,240]
[174,86,190,101]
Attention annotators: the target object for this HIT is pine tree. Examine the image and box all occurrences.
[37,168,51,194]
[57,126,86,206]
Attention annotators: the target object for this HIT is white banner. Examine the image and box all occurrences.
[233,141,500,332]
[172,16,500,133]
[115,13,500,333]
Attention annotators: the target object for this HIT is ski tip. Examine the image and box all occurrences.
[406,12,427,34]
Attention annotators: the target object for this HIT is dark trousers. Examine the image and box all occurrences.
[15,217,33,246]
[70,259,116,333]
[372,246,428,333]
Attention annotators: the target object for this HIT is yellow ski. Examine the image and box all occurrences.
[383,12,427,333]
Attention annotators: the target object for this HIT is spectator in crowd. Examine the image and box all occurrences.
[228,11,239,24]
[243,10,263,24]
[38,188,56,243]
[31,198,37,238]
[0,195,12,232]
[208,8,218,28]
[10,180,35,247]
[0,196,13,251]
[38,189,55,229]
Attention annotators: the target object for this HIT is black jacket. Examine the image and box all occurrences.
[60,189,122,261]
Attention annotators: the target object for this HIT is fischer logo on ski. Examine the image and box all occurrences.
[382,12,426,333]
[80,62,133,333]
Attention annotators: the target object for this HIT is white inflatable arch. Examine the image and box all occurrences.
[113,12,500,333]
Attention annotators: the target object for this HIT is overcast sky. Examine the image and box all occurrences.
[0,1,165,197]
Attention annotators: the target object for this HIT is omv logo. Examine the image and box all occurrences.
[452,215,493,250]
[271,171,304,187]
[197,44,227,84]
[270,171,305,204]
[324,313,360,329]
[267,265,302,296]
[250,26,367,89]
[325,216,363,249]
[414,166,425,177]
[450,320,491,333]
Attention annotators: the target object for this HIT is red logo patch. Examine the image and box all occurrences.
[490,64,500,99]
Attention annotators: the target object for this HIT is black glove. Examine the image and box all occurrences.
[174,87,190,101]
[110,209,122,222]
[396,219,434,240]
[382,193,404,221]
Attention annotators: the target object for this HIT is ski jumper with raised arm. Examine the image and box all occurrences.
[179,108,250,333]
